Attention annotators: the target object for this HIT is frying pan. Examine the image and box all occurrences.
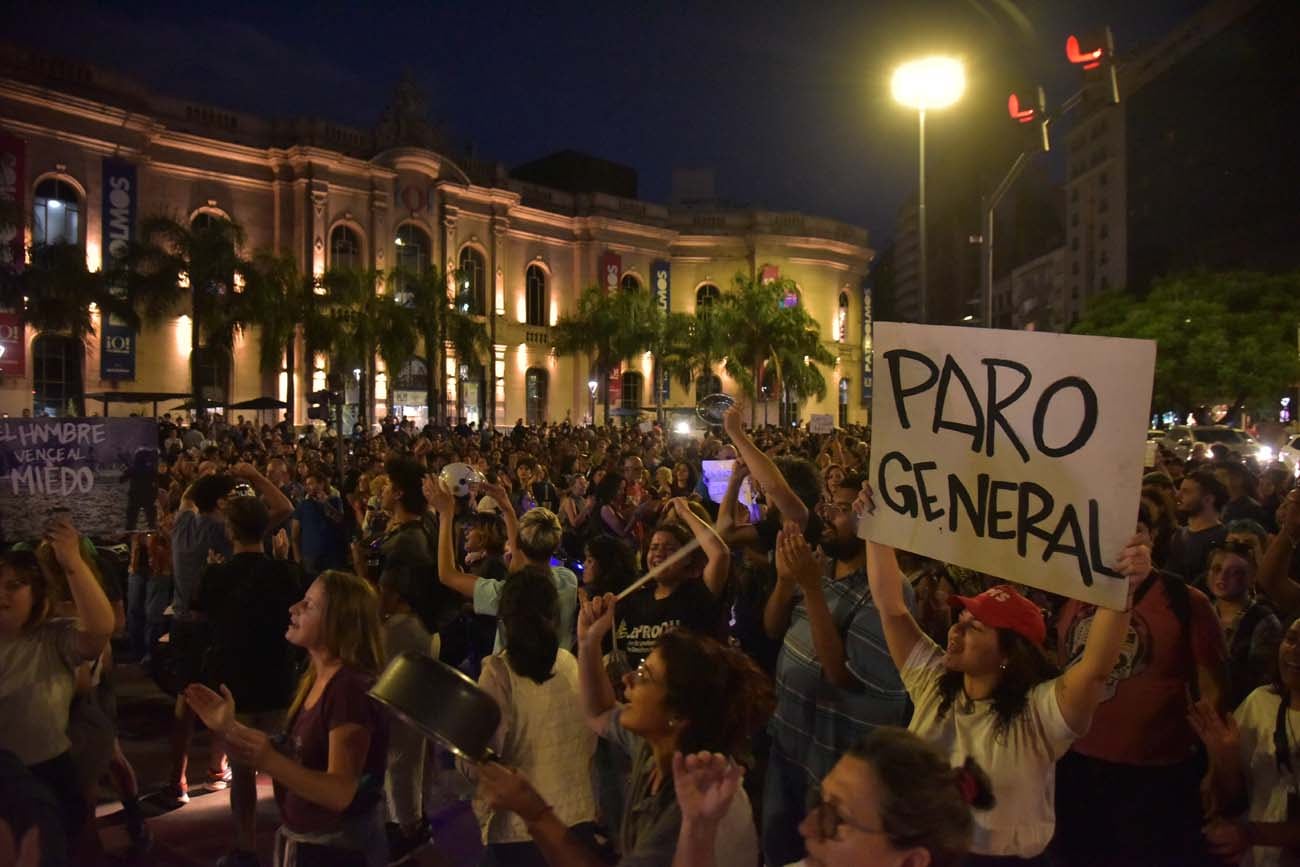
[369,652,501,763]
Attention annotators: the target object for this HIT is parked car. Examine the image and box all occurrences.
[1280,434,1300,475]
[1161,425,1267,462]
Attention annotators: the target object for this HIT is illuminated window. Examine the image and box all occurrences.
[32,335,84,417]
[395,225,430,305]
[330,225,362,271]
[458,246,487,315]
[525,368,548,424]
[837,291,849,342]
[695,374,722,403]
[621,371,644,413]
[695,283,720,309]
[620,273,641,293]
[32,179,81,246]
[525,265,547,326]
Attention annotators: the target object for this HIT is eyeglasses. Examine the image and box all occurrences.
[819,501,856,518]
[631,660,659,687]
[805,789,889,840]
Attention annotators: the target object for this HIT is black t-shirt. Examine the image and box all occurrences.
[192,553,305,712]
[1166,524,1228,586]
[613,577,722,668]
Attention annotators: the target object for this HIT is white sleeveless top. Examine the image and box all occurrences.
[474,649,597,843]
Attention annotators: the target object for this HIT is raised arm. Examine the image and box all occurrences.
[1055,535,1150,735]
[714,458,759,547]
[48,519,115,660]
[863,517,927,672]
[1257,490,1300,617]
[722,404,809,530]
[777,522,860,689]
[425,477,478,599]
[669,498,731,597]
[232,462,294,528]
[480,482,521,570]
[576,591,618,736]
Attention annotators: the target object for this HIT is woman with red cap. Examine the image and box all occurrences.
[859,485,1151,865]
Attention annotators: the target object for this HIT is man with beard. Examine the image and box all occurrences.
[760,470,914,867]
[1168,469,1229,587]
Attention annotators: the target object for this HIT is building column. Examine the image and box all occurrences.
[489,214,509,429]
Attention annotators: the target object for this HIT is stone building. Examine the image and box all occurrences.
[0,47,873,427]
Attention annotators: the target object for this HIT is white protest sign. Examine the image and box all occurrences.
[809,414,834,434]
[701,459,756,505]
[863,323,1155,609]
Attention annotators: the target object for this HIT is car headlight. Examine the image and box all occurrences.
[1256,445,1274,463]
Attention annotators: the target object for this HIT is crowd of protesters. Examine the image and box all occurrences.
[1,403,1299,867]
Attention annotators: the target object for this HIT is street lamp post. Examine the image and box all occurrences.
[891,57,965,324]
[587,379,598,427]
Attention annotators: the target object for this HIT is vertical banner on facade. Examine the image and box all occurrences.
[100,158,137,380]
[0,418,159,541]
[760,264,780,284]
[651,260,671,402]
[861,276,873,405]
[600,251,621,294]
[607,365,623,407]
[0,132,25,378]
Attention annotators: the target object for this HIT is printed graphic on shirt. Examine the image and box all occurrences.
[1064,608,1152,703]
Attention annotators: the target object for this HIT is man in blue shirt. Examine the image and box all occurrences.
[761,470,913,867]
[291,470,349,577]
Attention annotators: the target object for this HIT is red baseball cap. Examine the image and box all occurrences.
[949,584,1046,646]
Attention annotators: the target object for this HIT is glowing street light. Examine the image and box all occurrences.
[891,56,965,323]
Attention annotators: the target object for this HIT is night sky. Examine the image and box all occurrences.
[24,0,1208,244]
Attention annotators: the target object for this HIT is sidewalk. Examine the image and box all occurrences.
[100,660,483,866]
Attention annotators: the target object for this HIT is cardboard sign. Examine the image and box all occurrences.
[0,418,159,541]
[863,323,1155,608]
[809,414,834,434]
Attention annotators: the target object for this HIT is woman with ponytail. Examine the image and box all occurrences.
[185,570,390,867]
[1190,616,1300,866]
[671,726,994,867]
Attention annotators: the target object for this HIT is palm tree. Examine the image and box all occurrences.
[0,243,137,342]
[392,265,490,426]
[307,267,415,430]
[553,285,661,425]
[243,250,317,418]
[116,215,256,418]
[715,273,835,426]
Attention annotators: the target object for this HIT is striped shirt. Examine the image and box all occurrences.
[769,565,913,783]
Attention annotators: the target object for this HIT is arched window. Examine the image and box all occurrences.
[620,273,641,293]
[191,211,224,232]
[525,265,547,326]
[395,224,430,305]
[695,374,723,403]
[330,225,362,271]
[32,335,84,417]
[190,212,235,294]
[458,246,487,315]
[695,283,720,310]
[33,179,81,246]
[621,371,644,413]
[193,347,230,405]
[525,368,548,424]
[837,291,850,342]
[393,357,428,392]
[839,377,850,426]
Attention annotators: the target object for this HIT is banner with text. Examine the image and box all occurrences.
[0,132,25,378]
[652,260,671,400]
[0,418,159,541]
[600,251,621,294]
[864,322,1154,608]
[100,158,137,380]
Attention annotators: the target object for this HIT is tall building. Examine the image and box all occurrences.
[1063,0,1294,319]
[0,45,873,426]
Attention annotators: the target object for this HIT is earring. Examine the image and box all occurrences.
[999,661,1008,671]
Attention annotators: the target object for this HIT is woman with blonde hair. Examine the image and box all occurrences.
[186,569,391,866]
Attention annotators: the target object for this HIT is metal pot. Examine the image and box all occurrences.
[369,652,501,762]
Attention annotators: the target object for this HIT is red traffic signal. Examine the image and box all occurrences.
[1008,85,1049,152]
[1065,27,1120,104]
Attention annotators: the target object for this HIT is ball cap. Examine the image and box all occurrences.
[949,584,1046,646]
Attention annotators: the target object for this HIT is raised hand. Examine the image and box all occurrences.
[1187,698,1240,764]
[184,683,236,734]
[272,528,290,560]
[577,589,616,647]
[477,762,550,823]
[423,475,455,513]
[1115,533,1153,601]
[721,402,745,439]
[776,521,822,591]
[45,516,84,571]
[852,480,876,519]
[673,751,743,827]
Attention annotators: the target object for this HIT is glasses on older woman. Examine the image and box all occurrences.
[805,788,889,840]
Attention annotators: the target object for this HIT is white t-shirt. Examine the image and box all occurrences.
[0,619,80,765]
[1234,686,1300,867]
[901,638,1080,858]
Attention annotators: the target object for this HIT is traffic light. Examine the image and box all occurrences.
[307,389,334,421]
[1066,27,1119,104]
[1007,85,1050,153]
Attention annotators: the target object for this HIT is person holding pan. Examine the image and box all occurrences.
[477,588,774,867]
